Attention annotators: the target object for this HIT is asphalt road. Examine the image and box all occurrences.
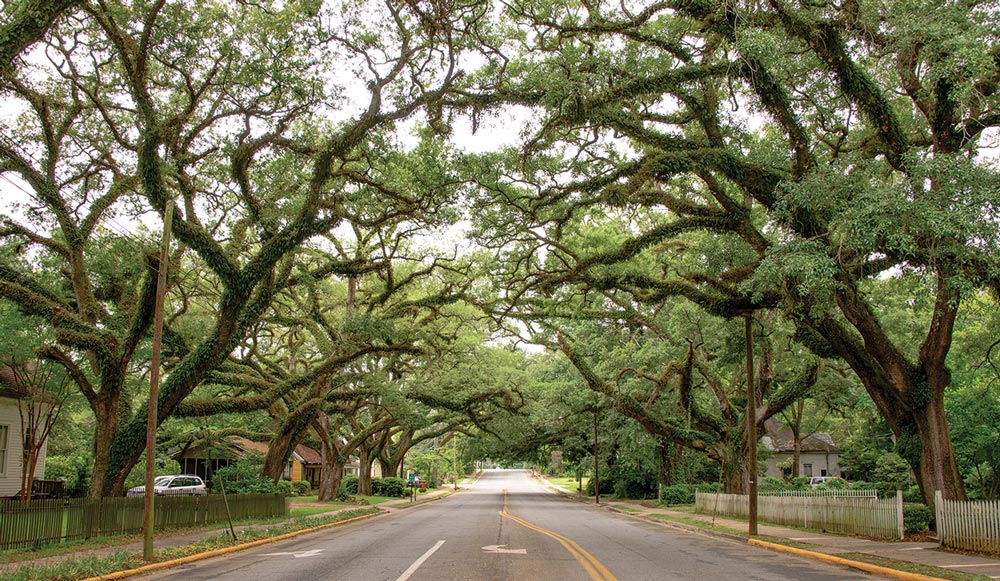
[137,470,874,580]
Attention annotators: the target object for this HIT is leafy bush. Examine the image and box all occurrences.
[789,476,810,488]
[815,477,849,490]
[291,480,311,495]
[275,480,293,495]
[373,477,406,497]
[584,477,616,496]
[214,455,281,494]
[874,452,913,489]
[902,485,923,503]
[660,484,696,505]
[903,503,933,533]
[340,474,359,495]
[44,454,91,498]
[759,477,793,492]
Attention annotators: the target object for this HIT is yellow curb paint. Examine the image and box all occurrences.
[499,489,616,581]
[78,510,382,581]
[747,539,948,581]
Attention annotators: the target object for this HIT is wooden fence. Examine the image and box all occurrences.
[696,490,903,540]
[935,491,1000,555]
[0,493,287,551]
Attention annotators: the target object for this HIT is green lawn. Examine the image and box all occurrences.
[354,495,404,505]
[289,506,347,517]
[546,477,583,491]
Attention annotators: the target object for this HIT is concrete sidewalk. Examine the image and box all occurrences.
[0,487,453,576]
[542,479,1000,580]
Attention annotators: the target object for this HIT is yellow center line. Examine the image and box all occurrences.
[499,489,617,581]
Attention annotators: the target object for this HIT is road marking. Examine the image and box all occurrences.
[482,544,528,554]
[500,489,616,581]
[898,547,928,551]
[396,539,445,581]
[260,549,324,558]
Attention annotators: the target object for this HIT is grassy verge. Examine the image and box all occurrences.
[546,477,583,491]
[834,552,993,581]
[289,505,347,517]
[647,513,748,537]
[610,505,642,513]
[644,513,823,550]
[5,508,379,581]
[354,495,406,505]
[0,511,294,567]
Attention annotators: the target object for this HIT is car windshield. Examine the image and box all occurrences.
[153,476,172,486]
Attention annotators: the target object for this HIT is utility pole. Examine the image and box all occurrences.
[144,199,173,560]
[745,313,758,536]
[593,409,600,505]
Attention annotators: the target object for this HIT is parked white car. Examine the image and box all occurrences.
[126,475,208,497]
[808,476,844,488]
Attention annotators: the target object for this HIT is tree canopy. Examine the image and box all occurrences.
[1,0,998,509]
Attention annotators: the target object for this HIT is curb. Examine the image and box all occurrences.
[75,491,458,581]
[610,507,748,544]
[585,500,951,581]
[382,489,455,510]
[747,538,948,581]
[78,510,382,581]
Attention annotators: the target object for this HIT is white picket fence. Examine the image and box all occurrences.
[935,491,1000,554]
[695,490,903,540]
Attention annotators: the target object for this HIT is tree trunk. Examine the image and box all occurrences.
[910,390,965,506]
[88,397,119,498]
[807,280,966,510]
[377,457,392,479]
[318,459,345,502]
[357,445,372,496]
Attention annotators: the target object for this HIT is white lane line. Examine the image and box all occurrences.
[396,539,446,581]
[897,547,927,551]
[940,563,1000,569]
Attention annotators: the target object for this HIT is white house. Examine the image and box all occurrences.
[0,386,48,498]
[761,418,841,480]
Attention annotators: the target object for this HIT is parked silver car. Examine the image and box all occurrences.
[126,475,208,497]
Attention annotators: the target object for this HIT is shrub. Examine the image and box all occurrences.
[902,485,923,503]
[874,452,913,490]
[660,484,695,505]
[903,503,934,533]
[584,477,615,496]
[340,474,359,495]
[275,480,293,495]
[44,454,91,498]
[291,480,311,495]
[373,477,406,497]
[789,476,810,489]
[759,477,791,492]
[214,455,281,494]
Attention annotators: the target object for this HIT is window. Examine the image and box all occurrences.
[0,424,8,475]
[803,463,813,477]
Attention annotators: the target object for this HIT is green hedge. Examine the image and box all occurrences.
[339,474,359,496]
[373,477,406,498]
[903,503,934,533]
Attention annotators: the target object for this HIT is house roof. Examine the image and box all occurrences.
[761,418,840,453]
[295,444,322,464]
[177,437,323,465]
